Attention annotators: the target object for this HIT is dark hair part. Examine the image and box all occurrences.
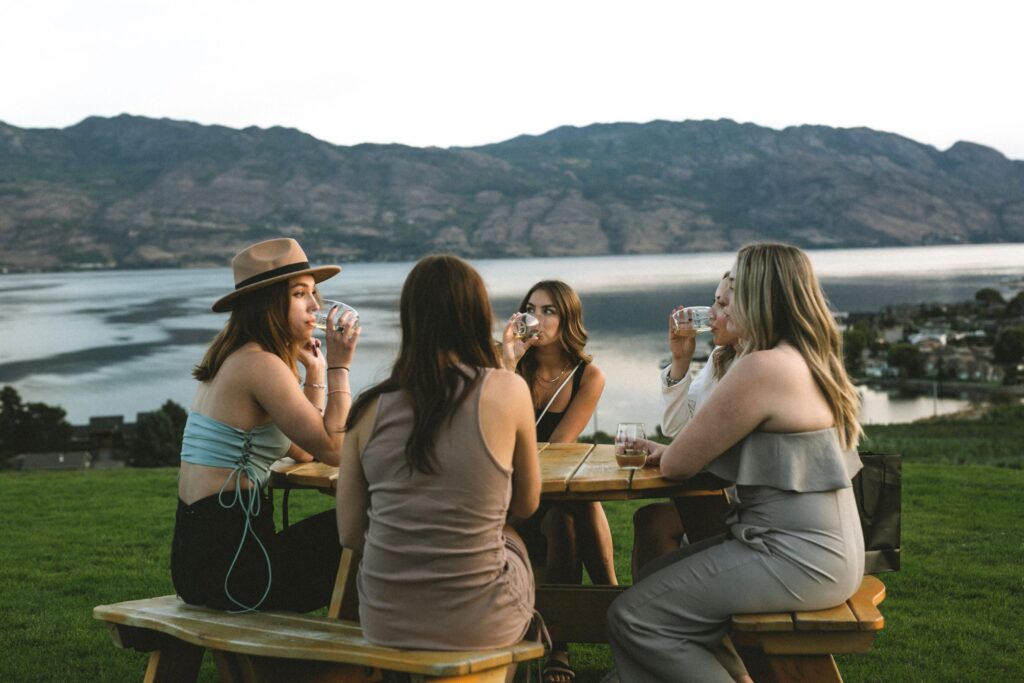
[193,280,300,381]
[516,280,592,390]
[346,255,500,474]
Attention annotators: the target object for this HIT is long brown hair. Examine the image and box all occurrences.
[346,255,500,474]
[192,280,300,382]
[516,280,592,391]
[731,242,862,449]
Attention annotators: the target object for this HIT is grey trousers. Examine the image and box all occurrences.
[607,486,864,683]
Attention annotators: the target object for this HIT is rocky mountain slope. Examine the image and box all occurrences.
[1,115,1022,270]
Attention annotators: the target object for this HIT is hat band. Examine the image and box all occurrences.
[235,261,311,290]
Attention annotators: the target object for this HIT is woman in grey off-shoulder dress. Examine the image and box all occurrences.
[607,243,866,683]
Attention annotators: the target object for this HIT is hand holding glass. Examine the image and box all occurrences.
[672,306,712,335]
[314,300,360,334]
[615,422,649,470]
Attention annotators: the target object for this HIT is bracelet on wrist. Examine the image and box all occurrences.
[327,388,352,397]
[304,382,326,389]
[327,366,350,372]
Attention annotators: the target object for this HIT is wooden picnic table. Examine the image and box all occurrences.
[271,442,728,644]
[270,442,726,501]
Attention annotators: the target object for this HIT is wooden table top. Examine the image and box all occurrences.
[270,443,724,501]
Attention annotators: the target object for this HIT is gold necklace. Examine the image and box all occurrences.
[539,363,572,384]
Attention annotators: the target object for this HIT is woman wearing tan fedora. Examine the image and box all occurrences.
[171,238,360,612]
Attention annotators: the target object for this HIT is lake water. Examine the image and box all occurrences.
[2,243,1023,429]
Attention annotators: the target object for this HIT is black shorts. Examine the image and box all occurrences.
[170,489,341,612]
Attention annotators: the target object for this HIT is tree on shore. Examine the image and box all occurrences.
[975,288,1005,305]
[130,400,187,467]
[993,326,1024,367]
[0,386,73,465]
[887,343,924,379]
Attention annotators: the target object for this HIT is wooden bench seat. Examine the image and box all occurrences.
[729,575,886,682]
[535,575,886,682]
[93,596,544,683]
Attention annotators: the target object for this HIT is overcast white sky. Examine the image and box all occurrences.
[2,1,1022,158]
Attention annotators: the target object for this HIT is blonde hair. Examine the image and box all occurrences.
[731,243,862,449]
[711,271,736,380]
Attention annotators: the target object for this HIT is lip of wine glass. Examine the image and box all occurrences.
[614,422,649,470]
[672,306,712,335]
[314,300,360,333]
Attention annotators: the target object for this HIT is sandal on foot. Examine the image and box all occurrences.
[542,653,576,683]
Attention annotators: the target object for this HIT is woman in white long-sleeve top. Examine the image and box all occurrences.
[659,273,738,438]
[632,274,740,574]
[607,242,864,683]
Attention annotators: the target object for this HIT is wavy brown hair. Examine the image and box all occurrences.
[731,242,862,449]
[346,255,500,474]
[516,280,592,392]
[192,280,301,382]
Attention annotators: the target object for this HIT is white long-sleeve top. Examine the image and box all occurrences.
[659,352,721,438]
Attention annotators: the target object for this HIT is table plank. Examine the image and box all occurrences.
[630,467,728,497]
[270,458,337,491]
[567,444,630,494]
[538,443,594,494]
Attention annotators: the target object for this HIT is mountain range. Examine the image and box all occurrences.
[1,115,1022,270]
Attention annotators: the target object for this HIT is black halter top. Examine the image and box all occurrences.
[534,366,585,442]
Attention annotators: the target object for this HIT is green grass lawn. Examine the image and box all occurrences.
[2,406,1023,681]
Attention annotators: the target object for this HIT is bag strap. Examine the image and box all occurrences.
[535,363,583,427]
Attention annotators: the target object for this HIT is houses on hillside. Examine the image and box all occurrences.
[848,292,1023,384]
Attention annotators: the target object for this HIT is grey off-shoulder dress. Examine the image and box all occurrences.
[607,428,865,683]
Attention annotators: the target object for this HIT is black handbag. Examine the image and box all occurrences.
[853,452,902,573]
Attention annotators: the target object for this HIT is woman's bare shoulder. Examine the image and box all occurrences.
[485,367,530,393]
[581,361,605,383]
[729,345,804,381]
[224,343,286,372]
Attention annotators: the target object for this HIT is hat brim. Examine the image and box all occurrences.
[212,265,341,312]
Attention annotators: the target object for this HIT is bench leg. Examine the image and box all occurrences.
[757,655,843,679]
[142,642,205,683]
[226,654,383,683]
[411,666,512,683]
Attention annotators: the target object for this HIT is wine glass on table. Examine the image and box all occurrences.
[615,422,649,470]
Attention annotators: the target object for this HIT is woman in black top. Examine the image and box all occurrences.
[502,280,611,683]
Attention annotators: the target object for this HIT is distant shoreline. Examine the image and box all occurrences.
[854,377,1024,399]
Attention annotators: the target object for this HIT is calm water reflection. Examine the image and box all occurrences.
[2,243,1021,427]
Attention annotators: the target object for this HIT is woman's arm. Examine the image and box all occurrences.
[284,442,314,463]
[480,370,540,521]
[336,399,378,553]
[659,346,833,479]
[546,363,606,443]
[250,308,360,465]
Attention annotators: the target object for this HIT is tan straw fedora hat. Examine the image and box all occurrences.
[212,238,341,312]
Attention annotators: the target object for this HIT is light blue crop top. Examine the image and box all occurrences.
[179,412,292,612]
[180,412,291,490]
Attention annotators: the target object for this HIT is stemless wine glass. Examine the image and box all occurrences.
[672,306,712,335]
[614,422,649,470]
[512,312,540,340]
[314,300,360,334]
